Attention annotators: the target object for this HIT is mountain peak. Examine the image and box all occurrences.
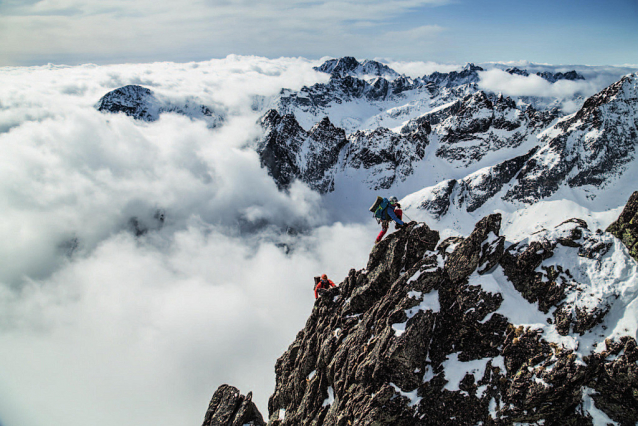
[95,84,224,126]
[314,57,401,80]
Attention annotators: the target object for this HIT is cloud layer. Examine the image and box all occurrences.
[0,56,378,425]
[477,65,638,113]
[2,55,637,426]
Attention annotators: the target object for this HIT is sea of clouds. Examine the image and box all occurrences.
[0,56,364,426]
[1,55,636,426]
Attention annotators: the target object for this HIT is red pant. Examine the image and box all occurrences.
[375,209,402,243]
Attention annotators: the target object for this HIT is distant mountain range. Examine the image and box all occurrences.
[96,57,637,224]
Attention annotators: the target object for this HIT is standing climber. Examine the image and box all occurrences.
[314,274,336,299]
[375,196,405,244]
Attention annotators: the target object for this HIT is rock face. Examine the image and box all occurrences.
[422,63,484,88]
[536,70,585,83]
[256,110,429,192]
[204,195,638,425]
[505,74,638,204]
[201,384,266,426]
[506,68,586,83]
[95,84,223,127]
[258,207,638,425]
[607,191,638,261]
[422,91,556,166]
[257,110,347,192]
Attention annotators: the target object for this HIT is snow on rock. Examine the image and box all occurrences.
[260,203,638,425]
[441,353,493,394]
[95,84,224,127]
[607,190,638,262]
[256,110,347,192]
[505,73,638,204]
[314,57,401,81]
[256,109,429,192]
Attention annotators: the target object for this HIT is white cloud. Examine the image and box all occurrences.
[0,220,375,426]
[0,0,453,65]
[476,67,638,113]
[0,56,385,425]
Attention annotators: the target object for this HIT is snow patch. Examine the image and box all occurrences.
[582,387,619,426]
[392,290,440,336]
[389,383,422,407]
[322,386,335,407]
[442,353,492,394]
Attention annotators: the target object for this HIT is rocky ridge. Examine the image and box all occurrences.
[314,57,401,81]
[400,73,638,217]
[271,57,588,132]
[205,192,638,426]
[201,385,265,426]
[506,67,586,83]
[257,110,430,192]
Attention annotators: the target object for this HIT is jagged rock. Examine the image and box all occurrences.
[423,63,484,88]
[445,213,503,283]
[257,110,347,192]
[406,179,457,219]
[505,74,638,203]
[506,67,529,77]
[256,110,428,192]
[202,384,265,426]
[456,147,540,213]
[258,199,638,425]
[505,68,585,83]
[343,124,429,190]
[314,57,401,81]
[536,70,585,83]
[607,191,638,261]
[433,91,545,165]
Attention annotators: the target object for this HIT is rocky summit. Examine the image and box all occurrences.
[95,84,224,127]
[205,192,638,425]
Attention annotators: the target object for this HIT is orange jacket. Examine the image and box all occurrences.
[314,279,335,299]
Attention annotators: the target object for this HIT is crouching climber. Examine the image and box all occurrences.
[314,274,336,299]
[374,196,405,243]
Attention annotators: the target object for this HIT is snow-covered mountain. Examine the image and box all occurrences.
[243,58,638,229]
[264,57,586,133]
[257,109,429,192]
[95,84,225,127]
[91,57,637,234]
[313,56,402,81]
[403,73,638,221]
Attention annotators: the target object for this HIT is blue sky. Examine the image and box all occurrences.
[1,0,637,68]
